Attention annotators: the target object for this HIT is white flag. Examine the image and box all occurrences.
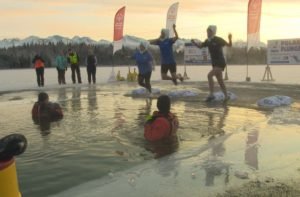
[113,40,123,54]
[166,2,179,37]
[247,0,262,51]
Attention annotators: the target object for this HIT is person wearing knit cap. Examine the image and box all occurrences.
[149,24,184,86]
[192,25,232,102]
[131,42,154,93]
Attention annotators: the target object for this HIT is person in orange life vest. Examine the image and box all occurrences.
[144,95,179,142]
[32,54,45,87]
[32,92,63,131]
[67,48,82,84]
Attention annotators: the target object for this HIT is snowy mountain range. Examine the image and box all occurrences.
[0,35,111,48]
[0,35,266,49]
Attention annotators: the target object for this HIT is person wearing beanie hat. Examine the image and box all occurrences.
[149,24,184,86]
[130,41,154,94]
[192,25,232,102]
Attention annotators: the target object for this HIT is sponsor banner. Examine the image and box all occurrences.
[268,39,300,65]
[113,6,126,54]
[184,43,211,65]
[247,0,262,51]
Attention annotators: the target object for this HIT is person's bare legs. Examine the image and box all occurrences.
[161,72,173,80]
[171,72,179,85]
[215,68,228,100]
[162,72,177,85]
[207,69,215,97]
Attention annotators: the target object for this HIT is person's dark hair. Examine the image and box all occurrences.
[38,92,49,103]
[157,95,171,115]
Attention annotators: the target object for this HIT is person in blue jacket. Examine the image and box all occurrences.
[132,42,154,93]
[149,24,183,85]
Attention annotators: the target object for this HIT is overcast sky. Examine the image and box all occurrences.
[0,0,300,42]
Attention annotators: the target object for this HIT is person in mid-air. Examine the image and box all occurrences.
[131,42,154,94]
[149,24,183,85]
[32,54,45,87]
[192,25,232,102]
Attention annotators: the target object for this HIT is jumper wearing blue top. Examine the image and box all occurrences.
[132,51,153,75]
[155,38,176,65]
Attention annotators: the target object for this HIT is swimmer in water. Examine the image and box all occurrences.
[144,95,178,141]
[32,92,63,131]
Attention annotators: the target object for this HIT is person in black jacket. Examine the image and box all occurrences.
[86,50,98,84]
[192,25,232,102]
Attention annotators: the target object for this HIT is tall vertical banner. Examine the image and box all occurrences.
[113,6,126,54]
[166,2,179,37]
[247,0,262,51]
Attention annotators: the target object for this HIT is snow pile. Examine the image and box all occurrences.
[213,91,237,101]
[167,90,199,98]
[131,88,160,95]
[257,96,292,108]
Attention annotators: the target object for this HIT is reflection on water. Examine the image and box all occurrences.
[0,82,300,197]
[57,87,67,103]
[202,106,230,186]
[245,129,259,170]
[137,98,152,127]
[71,87,81,112]
[87,86,98,111]
[155,154,180,178]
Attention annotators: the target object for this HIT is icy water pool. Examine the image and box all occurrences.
[0,81,300,197]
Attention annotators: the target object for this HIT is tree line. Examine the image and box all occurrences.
[0,42,267,69]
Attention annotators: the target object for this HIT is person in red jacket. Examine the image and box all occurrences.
[144,95,179,158]
[32,92,63,131]
[144,95,179,142]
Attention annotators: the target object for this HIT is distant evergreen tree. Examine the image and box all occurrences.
[0,42,267,69]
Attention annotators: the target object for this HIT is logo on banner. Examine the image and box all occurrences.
[184,43,211,65]
[268,38,300,65]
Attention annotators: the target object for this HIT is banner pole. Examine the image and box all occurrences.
[246,43,251,82]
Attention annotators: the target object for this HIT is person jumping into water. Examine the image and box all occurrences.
[131,42,154,94]
[192,25,232,102]
[149,24,183,85]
